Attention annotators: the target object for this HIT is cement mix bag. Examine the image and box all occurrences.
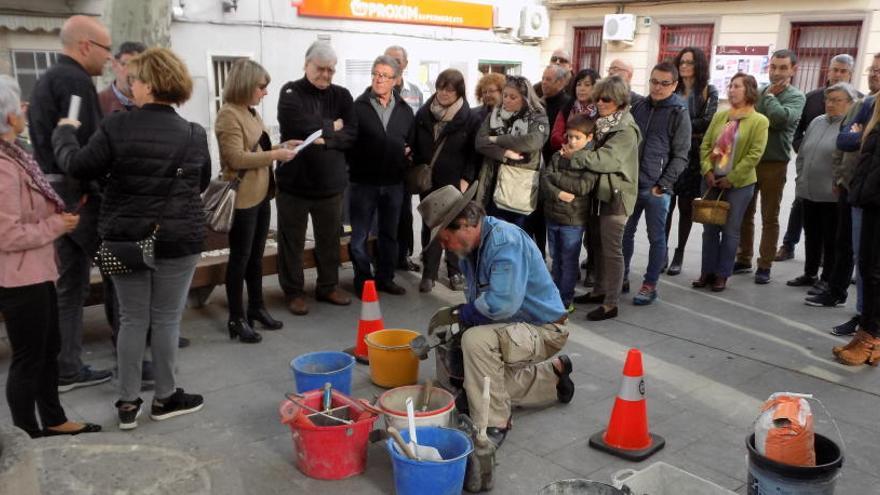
[754,393,816,467]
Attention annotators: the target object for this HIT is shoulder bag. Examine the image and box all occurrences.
[96,125,193,276]
[406,137,446,194]
[202,141,262,233]
[493,161,540,215]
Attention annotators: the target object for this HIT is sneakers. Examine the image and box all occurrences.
[754,268,771,285]
[805,293,846,308]
[449,274,466,291]
[831,316,860,336]
[807,281,830,296]
[58,365,113,393]
[786,274,817,287]
[150,388,204,421]
[732,262,753,274]
[775,245,794,261]
[633,284,657,305]
[565,304,575,314]
[115,398,144,430]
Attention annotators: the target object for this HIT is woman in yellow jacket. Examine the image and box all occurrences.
[215,60,299,343]
[694,73,769,292]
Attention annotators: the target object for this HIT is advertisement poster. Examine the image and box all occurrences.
[710,46,772,99]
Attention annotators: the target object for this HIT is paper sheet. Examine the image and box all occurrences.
[295,129,322,153]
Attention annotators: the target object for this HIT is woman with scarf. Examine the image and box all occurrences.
[564,76,641,321]
[475,75,549,227]
[550,68,600,151]
[695,73,768,292]
[665,47,719,275]
[410,69,475,293]
[0,75,101,438]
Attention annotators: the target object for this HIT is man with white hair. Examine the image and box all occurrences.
[534,48,573,97]
[276,41,357,315]
[778,53,861,264]
[27,15,113,392]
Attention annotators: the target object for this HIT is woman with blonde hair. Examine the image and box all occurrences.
[215,59,298,343]
[53,47,211,429]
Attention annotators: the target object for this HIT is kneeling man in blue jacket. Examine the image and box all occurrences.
[417,184,575,448]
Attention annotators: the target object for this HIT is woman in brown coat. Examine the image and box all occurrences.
[215,59,298,343]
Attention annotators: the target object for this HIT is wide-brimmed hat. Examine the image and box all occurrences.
[417,183,478,247]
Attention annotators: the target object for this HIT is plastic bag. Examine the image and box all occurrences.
[754,392,815,467]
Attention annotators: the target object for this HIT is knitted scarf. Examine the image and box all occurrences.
[0,138,65,212]
[594,109,625,142]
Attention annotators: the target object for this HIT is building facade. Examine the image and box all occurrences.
[543,0,880,97]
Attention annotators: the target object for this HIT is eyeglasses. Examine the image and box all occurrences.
[88,39,112,52]
[825,97,849,104]
[371,72,394,81]
[550,56,569,64]
[597,96,615,104]
[679,60,695,66]
[650,78,676,87]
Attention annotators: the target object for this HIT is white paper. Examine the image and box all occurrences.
[67,95,81,121]
[294,129,322,153]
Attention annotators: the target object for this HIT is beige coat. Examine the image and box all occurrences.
[215,103,276,209]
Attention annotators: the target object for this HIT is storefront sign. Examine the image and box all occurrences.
[295,0,494,30]
[711,45,772,99]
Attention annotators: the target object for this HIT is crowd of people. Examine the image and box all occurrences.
[2,13,880,439]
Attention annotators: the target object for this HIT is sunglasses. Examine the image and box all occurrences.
[550,56,569,64]
[597,96,615,104]
[650,78,676,87]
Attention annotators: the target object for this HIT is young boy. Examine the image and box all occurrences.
[541,114,596,311]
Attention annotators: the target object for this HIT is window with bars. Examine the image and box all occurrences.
[211,56,245,113]
[789,21,862,93]
[573,26,602,73]
[657,24,714,64]
[11,50,60,102]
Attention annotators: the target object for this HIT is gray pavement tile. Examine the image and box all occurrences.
[492,446,584,494]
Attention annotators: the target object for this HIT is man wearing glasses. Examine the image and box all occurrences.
[276,41,357,315]
[607,58,644,106]
[98,41,146,115]
[27,15,114,392]
[623,62,691,305]
[346,55,414,297]
[534,48,572,97]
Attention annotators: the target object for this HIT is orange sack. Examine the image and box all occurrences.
[754,393,816,467]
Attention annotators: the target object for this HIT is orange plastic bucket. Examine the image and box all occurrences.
[364,329,420,388]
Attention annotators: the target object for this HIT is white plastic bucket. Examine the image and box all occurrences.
[611,462,736,495]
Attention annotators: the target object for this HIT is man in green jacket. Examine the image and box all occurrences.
[734,49,806,284]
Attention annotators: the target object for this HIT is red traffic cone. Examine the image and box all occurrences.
[344,280,384,364]
[588,348,665,461]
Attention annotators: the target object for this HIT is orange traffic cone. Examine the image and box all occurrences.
[344,280,384,364]
[588,348,665,461]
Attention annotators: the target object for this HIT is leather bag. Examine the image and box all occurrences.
[492,163,539,215]
[406,138,446,194]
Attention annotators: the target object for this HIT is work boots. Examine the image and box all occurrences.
[834,329,880,366]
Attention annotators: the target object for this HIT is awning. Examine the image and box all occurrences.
[0,14,65,33]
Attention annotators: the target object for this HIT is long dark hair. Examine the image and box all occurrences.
[674,47,709,97]
[562,68,600,117]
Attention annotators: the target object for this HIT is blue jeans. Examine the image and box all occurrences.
[700,184,754,277]
[349,182,404,286]
[547,222,585,305]
[623,189,671,285]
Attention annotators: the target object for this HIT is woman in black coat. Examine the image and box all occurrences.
[53,48,210,430]
[409,69,476,293]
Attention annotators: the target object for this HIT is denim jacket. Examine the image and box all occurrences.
[457,216,566,326]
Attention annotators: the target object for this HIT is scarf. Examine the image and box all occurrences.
[430,96,464,140]
[571,100,596,119]
[711,107,753,176]
[594,110,625,142]
[0,139,65,212]
[488,105,530,137]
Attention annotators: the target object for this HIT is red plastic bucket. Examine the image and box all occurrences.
[279,389,378,480]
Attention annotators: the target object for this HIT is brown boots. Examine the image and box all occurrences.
[833,329,880,366]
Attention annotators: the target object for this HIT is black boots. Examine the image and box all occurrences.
[666,248,684,276]
[247,307,283,330]
[228,318,262,343]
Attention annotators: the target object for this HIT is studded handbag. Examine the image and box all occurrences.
[96,126,192,276]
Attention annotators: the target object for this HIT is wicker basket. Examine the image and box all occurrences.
[692,189,730,225]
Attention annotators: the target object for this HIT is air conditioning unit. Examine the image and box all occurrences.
[493,6,519,33]
[603,14,636,42]
[518,5,549,41]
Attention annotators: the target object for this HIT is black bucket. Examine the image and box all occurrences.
[746,433,843,495]
[537,479,625,495]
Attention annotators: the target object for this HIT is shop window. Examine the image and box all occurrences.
[478,61,521,76]
[657,24,713,64]
[11,50,59,102]
[211,56,245,113]
[572,26,602,73]
[789,21,861,92]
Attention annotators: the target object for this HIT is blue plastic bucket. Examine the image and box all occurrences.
[386,426,473,495]
[290,351,355,395]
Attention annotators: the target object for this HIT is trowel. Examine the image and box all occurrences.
[406,397,443,461]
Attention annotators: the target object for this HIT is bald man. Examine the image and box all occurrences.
[534,48,573,98]
[607,58,643,106]
[28,15,113,392]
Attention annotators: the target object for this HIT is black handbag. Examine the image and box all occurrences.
[405,137,446,194]
[96,126,192,276]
